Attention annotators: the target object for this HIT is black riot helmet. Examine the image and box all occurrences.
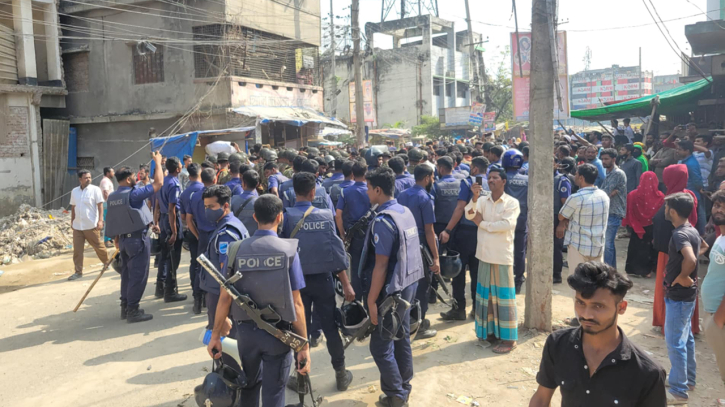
[335,301,369,337]
[409,300,422,336]
[193,372,237,407]
[364,145,387,167]
[439,249,463,279]
[111,255,122,274]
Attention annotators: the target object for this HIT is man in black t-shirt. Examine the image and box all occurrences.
[663,192,708,404]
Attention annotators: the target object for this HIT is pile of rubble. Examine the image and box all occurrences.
[0,204,73,264]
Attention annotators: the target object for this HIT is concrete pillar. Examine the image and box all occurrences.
[12,0,37,85]
[43,2,62,86]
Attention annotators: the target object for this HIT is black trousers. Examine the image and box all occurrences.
[553,217,564,279]
[451,225,479,309]
[158,228,182,294]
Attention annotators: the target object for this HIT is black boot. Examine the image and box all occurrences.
[127,306,153,323]
[439,307,466,321]
[335,368,353,391]
[154,281,164,298]
[193,296,202,314]
[164,283,187,303]
[378,394,408,407]
[414,319,437,340]
[428,290,437,304]
[121,302,127,320]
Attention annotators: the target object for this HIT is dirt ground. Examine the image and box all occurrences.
[0,239,723,407]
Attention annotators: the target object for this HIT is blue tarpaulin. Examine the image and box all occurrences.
[149,132,198,175]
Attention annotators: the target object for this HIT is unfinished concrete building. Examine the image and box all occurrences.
[321,15,482,128]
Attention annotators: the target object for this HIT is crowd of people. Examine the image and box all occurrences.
[63,125,725,406]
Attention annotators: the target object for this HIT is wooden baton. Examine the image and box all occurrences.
[73,250,119,312]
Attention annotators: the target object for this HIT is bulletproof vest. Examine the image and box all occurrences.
[329,183,345,208]
[105,188,153,238]
[452,171,467,180]
[282,186,332,210]
[554,173,568,216]
[200,217,248,294]
[231,194,259,235]
[229,235,298,323]
[505,170,529,230]
[434,178,462,225]
[280,179,294,207]
[286,206,348,275]
[323,177,344,195]
[270,173,289,189]
[359,207,424,295]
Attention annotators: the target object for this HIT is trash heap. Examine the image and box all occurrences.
[0,204,73,264]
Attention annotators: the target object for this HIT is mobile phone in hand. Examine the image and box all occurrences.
[476,176,483,185]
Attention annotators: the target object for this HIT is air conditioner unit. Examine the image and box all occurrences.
[445,71,455,77]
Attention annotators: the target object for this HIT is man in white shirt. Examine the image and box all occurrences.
[99,167,115,248]
[623,118,635,143]
[68,170,110,281]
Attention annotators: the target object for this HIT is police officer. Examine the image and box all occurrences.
[216,152,232,185]
[407,149,424,174]
[553,159,572,284]
[329,160,355,209]
[281,172,355,391]
[189,168,219,312]
[105,152,164,323]
[439,156,490,320]
[179,163,204,314]
[207,195,310,407]
[224,161,243,196]
[335,160,371,299]
[398,165,439,340]
[281,159,334,211]
[157,156,188,303]
[501,149,529,294]
[359,167,424,407]
[231,169,260,235]
[364,146,385,172]
[389,156,415,199]
[280,155,306,207]
[202,185,249,337]
[263,162,289,198]
[322,158,345,195]
[431,156,462,237]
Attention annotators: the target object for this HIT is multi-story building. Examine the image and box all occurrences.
[653,74,684,93]
[58,0,324,177]
[320,15,482,128]
[0,0,67,215]
[570,65,653,111]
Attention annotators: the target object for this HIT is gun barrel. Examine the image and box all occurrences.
[197,255,226,286]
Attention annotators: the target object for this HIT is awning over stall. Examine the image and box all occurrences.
[570,77,712,121]
[232,106,347,128]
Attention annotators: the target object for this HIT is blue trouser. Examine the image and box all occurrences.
[415,274,430,320]
[665,298,697,399]
[513,226,527,286]
[197,229,213,293]
[185,231,202,298]
[205,291,237,338]
[604,214,622,268]
[300,273,345,370]
[309,308,323,340]
[158,227,182,293]
[370,282,417,401]
[235,322,293,407]
[119,233,150,308]
[349,234,365,301]
[452,225,479,308]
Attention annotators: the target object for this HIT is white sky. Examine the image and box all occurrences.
[322,0,711,76]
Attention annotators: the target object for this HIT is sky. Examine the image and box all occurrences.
[321,0,711,77]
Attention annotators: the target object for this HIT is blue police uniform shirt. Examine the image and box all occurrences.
[225,178,242,196]
[505,168,529,227]
[398,185,435,236]
[159,174,181,214]
[458,175,489,203]
[239,188,259,201]
[336,181,371,230]
[211,213,247,270]
[327,173,344,182]
[190,186,217,233]
[180,180,203,217]
[338,180,354,190]
[251,229,306,291]
[520,162,529,175]
[394,174,416,198]
[459,163,471,173]
[118,184,156,209]
[371,200,404,258]
[268,173,284,191]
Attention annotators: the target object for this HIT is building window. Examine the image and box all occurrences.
[457,83,468,98]
[63,52,89,92]
[433,78,442,96]
[446,83,453,97]
[76,156,95,170]
[133,44,164,84]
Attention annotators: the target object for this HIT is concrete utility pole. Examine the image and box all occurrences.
[329,0,337,116]
[463,0,479,102]
[352,0,365,147]
[524,0,555,331]
[401,0,405,18]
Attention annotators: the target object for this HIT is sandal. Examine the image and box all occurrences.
[492,342,517,354]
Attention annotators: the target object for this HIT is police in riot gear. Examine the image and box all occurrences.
[216,152,232,185]
[431,157,462,236]
[279,155,306,207]
[329,160,355,209]
[105,152,164,322]
[281,159,334,211]
[364,145,386,172]
[230,169,260,235]
[359,167,424,407]
[501,149,529,294]
[158,156,188,303]
[281,172,355,391]
[322,159,346,197]
[207,195,311,407]
[189,168,220,314]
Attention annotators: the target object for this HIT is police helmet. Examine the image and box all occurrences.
[407,148,425,162]
[439,249,463,279]
[501,148,524,169]
[111,255,122,274]
[260,148,278,162]
[335,301,369,337]
[324,155,335,165]
[217,152,230,162]
[207,155,218,164]
[229,152,245,164]
[364,145,387,167]
[307,147,320,156]
[409,300,422,336]
[193,372,237,407]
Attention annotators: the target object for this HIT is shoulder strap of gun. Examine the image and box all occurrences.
[226,240,244,275]
[233,196,255,218]
[290,205,315,238]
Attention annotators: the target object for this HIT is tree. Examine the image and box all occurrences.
[412,115,443,139]
[484,47,513,123]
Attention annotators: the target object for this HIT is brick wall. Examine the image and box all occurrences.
[0,106,30,158]
[63,52,89,92]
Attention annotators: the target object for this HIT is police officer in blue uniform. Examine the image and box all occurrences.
[224,161,243,197]
[157,156,187,303]
[281,159,334,210]
[365,146,385,172]
[329,160,355,209]
[263,162,289,198]
[389,156,415,198]
[188,168,219,311]
[398,164,439,340]
[553,160,572,284]
[336,160,371,300]
[431,156,462,237]
[280,155,306,206]
[207,195,310,407]
[202,185,249,336]
[359,167,424,407]
[322,158,345,195]
[180,163,204,314]
[230,169,260,235]
[501,149,529,294]
[439,156,490,320]
[281,172,355,390]
[105,152,164,323]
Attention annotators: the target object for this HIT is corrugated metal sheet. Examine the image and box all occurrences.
[42,119,70,209]
[0,24,17,84]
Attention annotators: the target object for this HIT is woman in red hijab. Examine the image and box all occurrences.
[623,172,664,278]
[651,164,701,334]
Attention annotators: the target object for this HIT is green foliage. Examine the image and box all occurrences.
[381,121,406,129]
[484,47,513,123]
[412,116,443,139]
